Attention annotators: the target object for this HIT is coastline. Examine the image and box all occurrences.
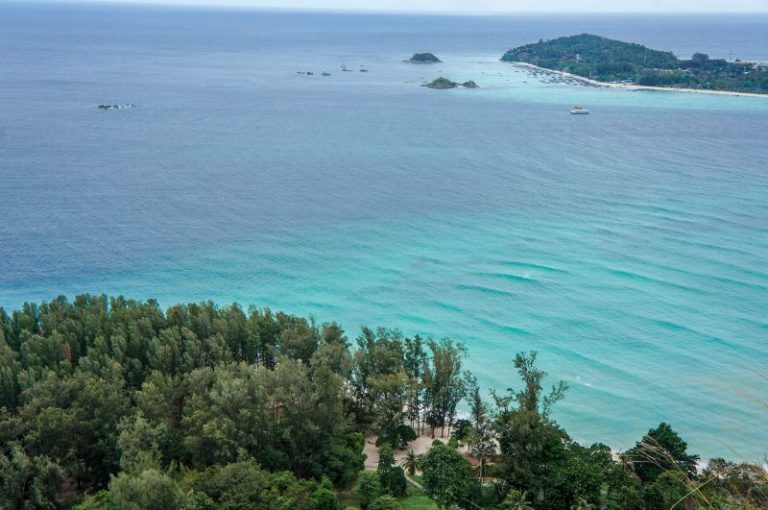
[363,431,715,475]
[511,62,768,98]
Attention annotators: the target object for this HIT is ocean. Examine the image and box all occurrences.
[1,2,767,460]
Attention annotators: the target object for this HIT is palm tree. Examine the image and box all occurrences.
[402,449,420,477]
[571,497,594,510]
[502,490,534,510]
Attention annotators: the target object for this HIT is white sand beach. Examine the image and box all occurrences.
[513,62,768,98]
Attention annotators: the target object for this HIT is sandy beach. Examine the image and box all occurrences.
[364,431,475,471]
[512,62,768,98]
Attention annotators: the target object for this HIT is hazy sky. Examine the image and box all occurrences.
[63,0,768,13]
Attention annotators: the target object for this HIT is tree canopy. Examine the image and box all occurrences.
[0,295,764,510]
[502,33,768,93]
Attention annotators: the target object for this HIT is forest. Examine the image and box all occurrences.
[501,34,768,93]
[0,295,765,509]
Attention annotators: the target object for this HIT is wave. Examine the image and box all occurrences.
[454,283,517,298]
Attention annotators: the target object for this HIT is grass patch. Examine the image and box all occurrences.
[337,488,438,510]
[399,493,439,510]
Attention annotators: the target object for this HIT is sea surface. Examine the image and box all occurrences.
[1,2,767,460]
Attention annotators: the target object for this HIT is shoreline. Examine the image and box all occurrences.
[364,431,717,474]
[511,62,768,98]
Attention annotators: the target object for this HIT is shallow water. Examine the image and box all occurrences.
[1,3,767,459]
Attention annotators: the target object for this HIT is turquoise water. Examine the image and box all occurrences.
[1,4,767,459]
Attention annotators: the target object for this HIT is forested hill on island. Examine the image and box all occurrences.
[501,34,768,94]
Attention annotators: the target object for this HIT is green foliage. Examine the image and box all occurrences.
[501,489,534,510]
[356,471,382,510]
[0,296,366,506]
[382,466,407,498]
[423,339,466,438]
[402,336,428,435]
[326,432,366,488]
[72,490,114,510]
[351,327,406,429]
[378,443,395,471]
[450,419,472,443]
[643,470,693,510]
[369,495,402,510]
[19,366,131,486]
[547,443,613,510]
[492,352,569,506]
[0,444,64,510]
[313,487,342,510]
[502,33,678,81]
[0,333,22,410]
[0,295,764,510]
[408,53,441,63]
[377,444,406,497]
[625,422,699,484]
[495,408,568,505]
[502,33,768,93]
[108,468,193,510]
[603,462,644,510]
[702,459,768,508]
[187,461,319,510]
[396,494,438,510]
[402,450,420,478]
[353,330,463,450]
[570,497,594,510]
[420,444,475,509]
[425,77,458,89]
[396,424,418,448]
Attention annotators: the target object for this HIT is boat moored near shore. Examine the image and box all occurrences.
[570,105,590,114]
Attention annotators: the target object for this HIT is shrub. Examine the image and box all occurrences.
[369,495,401,510]
[356,471,381,510]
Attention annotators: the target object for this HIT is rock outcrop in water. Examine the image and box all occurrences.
[425,77,457,89]
[424,77,479,89]
[407,52,441,63]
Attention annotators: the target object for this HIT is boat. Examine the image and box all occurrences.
[570,105,589,115]
[321,71,331,76]
[98,104,135,110]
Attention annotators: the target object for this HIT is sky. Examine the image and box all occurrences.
[51,0,768,13]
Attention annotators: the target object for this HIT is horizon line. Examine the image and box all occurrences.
[6,0,768,15]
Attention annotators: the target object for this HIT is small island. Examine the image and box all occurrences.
[425,77,479,89]
[501,33,768,95]
[407,52,441,63]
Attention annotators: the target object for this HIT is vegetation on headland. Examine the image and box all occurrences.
[407,53,442,64]
[501,33,768,94]
[0,295,766,509]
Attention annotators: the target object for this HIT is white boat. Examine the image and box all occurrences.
[570,105,589,115]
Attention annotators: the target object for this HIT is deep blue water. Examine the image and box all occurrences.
[1,2,767,459]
